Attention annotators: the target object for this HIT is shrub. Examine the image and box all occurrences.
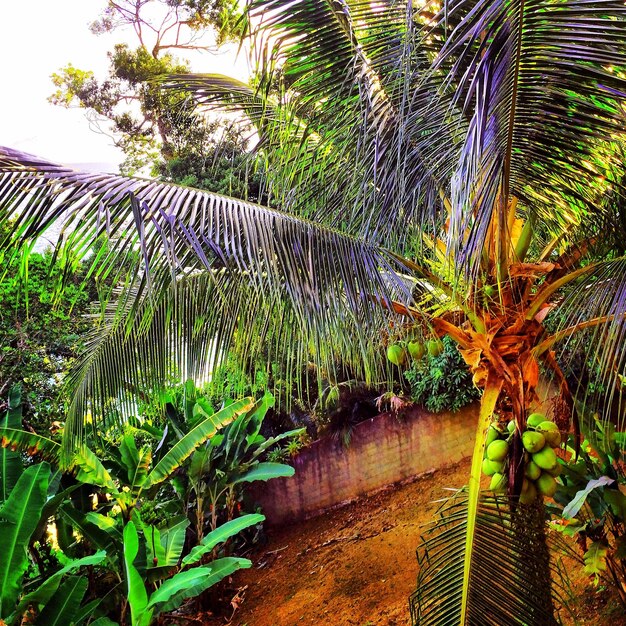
[403,336,480,413]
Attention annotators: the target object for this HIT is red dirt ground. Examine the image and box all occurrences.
[198,458,626,626]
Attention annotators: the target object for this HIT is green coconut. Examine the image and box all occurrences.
[524,460,542,481]
[485,425,502,449]
[484,284,497,298]
[489,472,507,493]
[486,439,509,462]
[387,344,406,366]
[520,480,538,504]
[507,420,517,434]
[545,461,562,478]
[482,458,505,476]
[536,472,558,497]
[522,430,546,454]
[537,421,561,448]
[407,340,426,361]
[527,412,547,428]
[532,446,558,472]
[427,339,444,357]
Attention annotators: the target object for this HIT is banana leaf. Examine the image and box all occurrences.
[59,503,119,554]
[144,397,254,488]
[146,557,252,614]
[34,575,88,626]
[0,463,50,617]
[72,446,118,493]
[119,436,152,493]
[12,552,106,619]
[182,513,265,567]
[0,387,23,504]
[147,515,189,569]
[232,462,295,484]
[123,521,152,626]
[0,427,61,464]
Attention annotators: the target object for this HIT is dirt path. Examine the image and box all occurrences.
[201,458,625,626]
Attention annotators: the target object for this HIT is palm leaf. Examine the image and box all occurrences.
[410,492,560,626]
[413,0,626,274]
[168,0,626,283]
[542,256,626,429]
[165,0,460,247]
[0,147,413,451]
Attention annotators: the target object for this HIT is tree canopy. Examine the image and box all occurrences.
[5,1,626,621]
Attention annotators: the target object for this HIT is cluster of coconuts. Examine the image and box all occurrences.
[387,337,444,366]
[482,412,562,504]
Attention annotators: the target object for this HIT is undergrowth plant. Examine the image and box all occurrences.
[550,421,626,607]
[0,390,297,625]
[404,336,480,413]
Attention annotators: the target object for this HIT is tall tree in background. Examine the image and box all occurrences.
[4,0,626,622]
[49,0,259,200]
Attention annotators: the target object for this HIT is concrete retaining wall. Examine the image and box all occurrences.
[250,403,478,525]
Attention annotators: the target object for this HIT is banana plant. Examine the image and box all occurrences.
[0,461,106,624]
[0,385,23,504]
[0,396,256,565]
[122,514,261,626]
[131,389,301,540]
[186,393,301,538]
[0,388,104,624]
[1,396,254,519]
[0,396,271,625]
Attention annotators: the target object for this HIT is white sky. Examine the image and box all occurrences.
[0,1,249,171]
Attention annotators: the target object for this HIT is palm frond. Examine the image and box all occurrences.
[544,256,626,431]
[164,0,465,253]
[163,0,626,285]
[411,492,562,626]
[161,74,278,125]
[422,0,626,274]
[0,147,414,448]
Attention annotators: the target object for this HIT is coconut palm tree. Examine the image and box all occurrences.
[4,0,626,623]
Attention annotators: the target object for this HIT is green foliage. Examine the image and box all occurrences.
[404,337,480,413]
[162,390,301,540]
[89,0,244,46]
[0,391,102,624]
[49,1,256,191]
[0,463,50,616]
[0,455,105,624]
[0,389,296,624]
[0,246,92,431]
[549,420,626,605]
[158,117,268,203]
[0,386,23,502]
[50,45,189,174]
[193,355,278,415]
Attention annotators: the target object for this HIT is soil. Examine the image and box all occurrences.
[198,458,626,626]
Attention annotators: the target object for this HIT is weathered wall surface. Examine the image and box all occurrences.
[250,404,478,525]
